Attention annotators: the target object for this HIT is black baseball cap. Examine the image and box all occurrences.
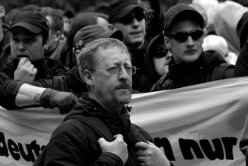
[9,11,49,36]
[164,3,205,31]
[109,0,144,23]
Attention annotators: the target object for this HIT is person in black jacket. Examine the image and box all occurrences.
[144,33,172,91]
[1,10,67,81]
[109,0,150,93]
[34,38,171,166]
[0,10,74,113]
[152,3,234,91]
[0,10,67,85]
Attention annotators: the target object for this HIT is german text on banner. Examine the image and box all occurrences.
[0,77,248,165]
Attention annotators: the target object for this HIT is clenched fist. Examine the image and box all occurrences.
[14,57,37,83]
[40,88,78,114]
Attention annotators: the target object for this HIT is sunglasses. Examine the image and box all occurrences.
[168,29,204,42]
[119,11,145,25]
[153,48,168,58]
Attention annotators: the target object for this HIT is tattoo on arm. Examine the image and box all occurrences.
[33,93,41,103]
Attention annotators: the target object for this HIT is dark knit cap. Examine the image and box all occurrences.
[109,0,144,23]
[73,25,123,51]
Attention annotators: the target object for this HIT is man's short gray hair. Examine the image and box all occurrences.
[78,38,130,81]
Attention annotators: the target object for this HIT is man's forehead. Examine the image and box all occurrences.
[171,19,202,32]
[95,46,131,63]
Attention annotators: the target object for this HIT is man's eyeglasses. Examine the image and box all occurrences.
[168,29,204,43]
[119,11,145,25]
[90,66,138,75]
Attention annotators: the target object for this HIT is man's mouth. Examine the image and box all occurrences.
[185,50,196,54]
[130,31,142,35]
[117,85,131,90]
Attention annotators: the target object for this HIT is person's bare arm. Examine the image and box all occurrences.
[15,83,46,107]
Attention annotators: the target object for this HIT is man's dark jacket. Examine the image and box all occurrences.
[152,51,234,91]
[34,94,152,166]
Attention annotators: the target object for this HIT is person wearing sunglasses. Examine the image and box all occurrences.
[144,33,172,91]
[152,3,234,91]
[109,0,149,93]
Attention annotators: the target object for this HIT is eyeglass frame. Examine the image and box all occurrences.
[88,65,138,75]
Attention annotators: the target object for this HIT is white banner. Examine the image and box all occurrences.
[1,77,248,166]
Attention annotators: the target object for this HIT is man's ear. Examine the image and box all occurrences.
[164,35,171,49]
[80,68,94,86]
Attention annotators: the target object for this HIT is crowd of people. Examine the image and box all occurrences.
[0,0,248,165]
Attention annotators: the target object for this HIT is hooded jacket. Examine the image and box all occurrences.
[34,94,152,166]
[152,50,234,91]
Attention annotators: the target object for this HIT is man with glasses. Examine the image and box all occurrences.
[152,3,234,91]
[34,38,171,166]
[109,0,150,93]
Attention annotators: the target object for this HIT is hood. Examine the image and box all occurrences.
[66,94,131,134]
[65,94,148,144]
[65,66,87,97]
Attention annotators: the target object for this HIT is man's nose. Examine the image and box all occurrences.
[131,18,140,26]
[186,36,194,46]
[118,67,130,80]
[18,42,25,49]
